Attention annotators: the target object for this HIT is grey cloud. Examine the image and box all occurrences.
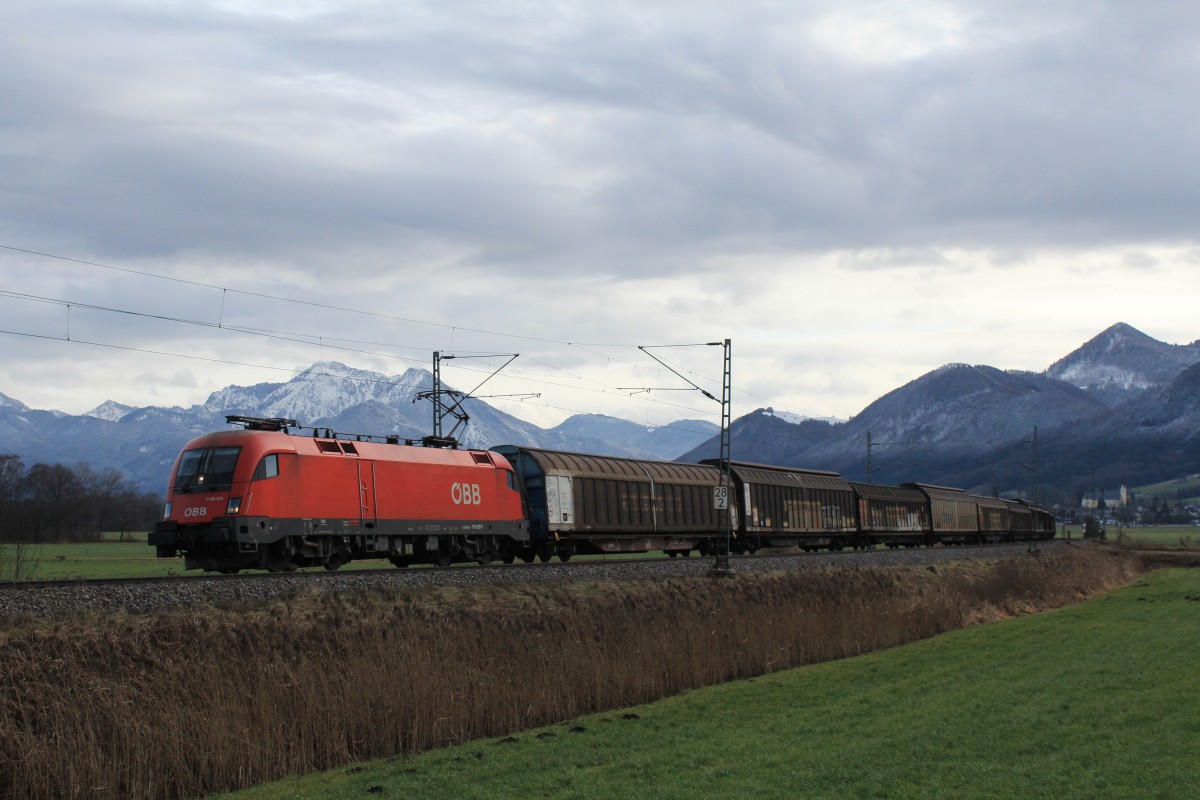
[3,1,1200,277]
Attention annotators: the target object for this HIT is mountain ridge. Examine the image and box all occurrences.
[682,323,1200,496]
[0,363,718,491]
[1046,322,1200,406]
[3,322,1198,498]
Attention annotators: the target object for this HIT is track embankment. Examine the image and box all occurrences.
[0,544,1145,800]
[0,539,1068,620]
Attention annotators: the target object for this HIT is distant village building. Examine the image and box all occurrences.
[1081,485,1129,510]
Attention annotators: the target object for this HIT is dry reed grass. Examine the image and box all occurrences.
[0,548,1144,800]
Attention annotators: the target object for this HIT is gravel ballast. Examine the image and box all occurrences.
[0,540,1071,620]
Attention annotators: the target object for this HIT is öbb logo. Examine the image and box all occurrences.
[451,483,482,505]
[183,506,209,518]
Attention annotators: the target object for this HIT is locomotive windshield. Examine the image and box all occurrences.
[174,446,242,493]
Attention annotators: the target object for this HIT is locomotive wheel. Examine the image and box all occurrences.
[558,552,572,562]
[265,558,298,573]
[502,554,515,564]
[521,553,535,564]
[217,567,240,575]
[435,550,453,567]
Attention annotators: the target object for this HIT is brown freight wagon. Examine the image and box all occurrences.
[711,461,857,551]
[493,445,728,557]
[975,495,1012,542]
[903,483,981,545]
[1004,499,1033,539]
[848,482,932,548]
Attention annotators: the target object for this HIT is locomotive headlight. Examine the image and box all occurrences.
[226,497,243,515]
[162,502,172,520]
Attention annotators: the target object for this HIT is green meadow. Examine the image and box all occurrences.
[2,537,670,580]
[219,566,1200,800]
[1112,525,1200,550]
[2,541,422,580]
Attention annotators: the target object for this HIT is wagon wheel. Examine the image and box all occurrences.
[434,549,454,567]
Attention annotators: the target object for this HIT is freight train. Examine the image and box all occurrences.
[149,416,1055,573]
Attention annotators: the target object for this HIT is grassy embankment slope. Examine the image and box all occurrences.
[221,564,1200,800]
[2,548,1141,799]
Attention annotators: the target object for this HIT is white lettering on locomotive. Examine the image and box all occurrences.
[183,506,209,518]
[451,482,482,505]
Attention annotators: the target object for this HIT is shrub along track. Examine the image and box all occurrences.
[0,543,1144,800]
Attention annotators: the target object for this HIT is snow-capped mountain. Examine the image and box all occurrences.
[0,392,30,412]
[762,408,845,425]
[1046,322,1200,405]
[841,364,1105,448]
[85,400,135,422]
[678,408,838,465]
[4,323,1199,497]
[682,323,1200,494]
[200,362,431,422]
[0,362,717,491]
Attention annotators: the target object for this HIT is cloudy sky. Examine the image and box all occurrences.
[2,0,1198,431]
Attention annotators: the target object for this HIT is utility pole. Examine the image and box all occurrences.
[415,351,523,448]
[714,338,733,576]
[431,351,444,440]
[1031,426,1039,505]
[630,339,733,575]
[866,431,874,484]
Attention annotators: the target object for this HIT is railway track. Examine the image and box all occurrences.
[0,539,1070,620]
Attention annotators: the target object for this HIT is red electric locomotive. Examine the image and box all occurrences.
[149,416,528,572]
[152,417,1056,573]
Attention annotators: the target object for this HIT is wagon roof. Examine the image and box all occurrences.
[847,482,928,502]
[492,445,719,484]
[714,461,852,491]
[902,482,971,501]
[973,495,1009,510]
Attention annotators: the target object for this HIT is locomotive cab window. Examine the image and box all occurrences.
[174,446,242,493]
[252,454,279,481]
